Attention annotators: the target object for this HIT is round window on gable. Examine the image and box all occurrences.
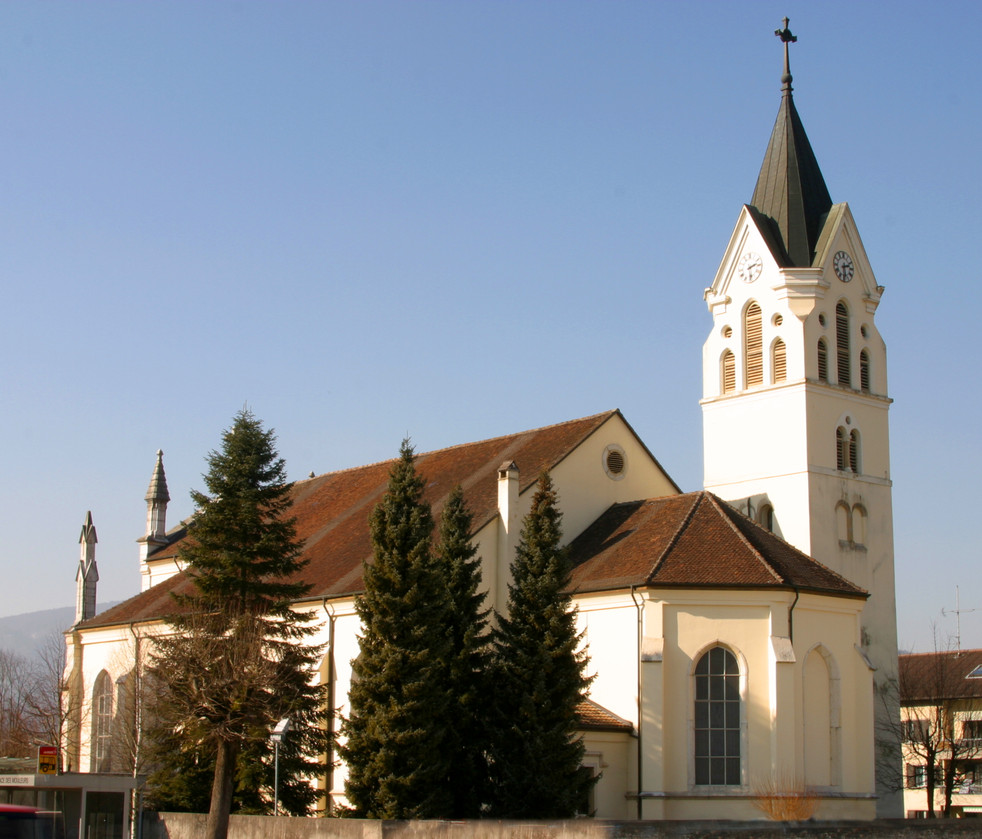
[772,314,783,327]
[603,444,627,480]
[861,324,869,338]
[819,313,827,328]
[722,325,732,338]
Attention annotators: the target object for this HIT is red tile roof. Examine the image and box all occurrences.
[900,650,982,704]
[567,492,866,598]
[81,411,631,628]
[576,698,633,733]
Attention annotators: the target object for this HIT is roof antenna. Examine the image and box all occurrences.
[774,17,796,93]
[942,585,976,654]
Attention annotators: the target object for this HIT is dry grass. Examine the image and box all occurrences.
[751,773,819,821]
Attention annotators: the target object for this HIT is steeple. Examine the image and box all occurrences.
[143,449,170,543]
[75,511,98,624]
[749,18,832,268]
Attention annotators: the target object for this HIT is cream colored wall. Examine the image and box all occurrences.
[581,730,635,820]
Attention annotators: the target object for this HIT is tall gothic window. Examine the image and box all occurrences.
[91,671,113,772]
[772,339,787,383]
[721,350,736,394]
[836,302,851,387]
[849,429,861,473]
[817,339,829,382]
[860,349,871,393]
[694,646,741,786]
[744,303,763,387]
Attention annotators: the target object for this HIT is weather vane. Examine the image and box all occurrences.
[774,17,796,90]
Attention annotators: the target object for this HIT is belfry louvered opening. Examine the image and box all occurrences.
[836,302,851,387]
[772,339,787,383]
[745,303,763,387]
[721,350,736,394]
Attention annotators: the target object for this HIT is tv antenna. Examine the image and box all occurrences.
[942,586,976,653]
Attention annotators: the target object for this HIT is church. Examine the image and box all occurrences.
[64,22,899,821]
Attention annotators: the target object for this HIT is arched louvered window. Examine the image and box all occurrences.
[849,430,861,473]
[745,303,763,387]
[836,426,848,471]
[772,339,787,383]
[817,339,829,382]
[721,350,736,394]
[836,302,851,387]
[694,647,741,786]
[860,350,870,393]
[91,670,113,772]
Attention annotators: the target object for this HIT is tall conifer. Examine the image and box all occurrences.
[489,471,593,818]
[146,411,325,838]
[436,485,491,817]
[340,440,455,818]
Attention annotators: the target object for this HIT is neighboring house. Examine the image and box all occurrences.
[62,25,899,821]
[900,650,982,819]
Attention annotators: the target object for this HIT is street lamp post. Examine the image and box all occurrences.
[270,718,292,816]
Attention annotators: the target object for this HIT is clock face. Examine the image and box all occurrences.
[738,251,763,283]
[834,250,854,282]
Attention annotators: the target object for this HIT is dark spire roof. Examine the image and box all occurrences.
[750,19,832,268]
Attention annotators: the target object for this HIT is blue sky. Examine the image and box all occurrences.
[1,1,978,653]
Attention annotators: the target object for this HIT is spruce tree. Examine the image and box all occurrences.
[340,440,455,818]
[146,410,325,839]
[436,485,491,817]
[489,470,594,818]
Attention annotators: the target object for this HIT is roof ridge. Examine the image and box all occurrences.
[645,492,704,583]
[703,493,784,584]
[301,410,620,482]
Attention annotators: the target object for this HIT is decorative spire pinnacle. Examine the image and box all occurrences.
[144,449,170,542]
[76,511,99,624]
[775,17,797,92]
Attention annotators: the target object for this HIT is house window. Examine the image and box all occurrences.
[817,339,829,382]
[745,303,763,387]
[836,302,851,386]
[772,339,787,383]
[92,670,113,772]
[907,764,927,788]
[902,718,929,743]
[860,349,871,393]
[963,720,982,741]
[721,350,736,394]
[694,646,741,786]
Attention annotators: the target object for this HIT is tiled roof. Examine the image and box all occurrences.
[81,411,630,629]
[576,698,633,733]
[567,492,865,597]
[900,650,982,704]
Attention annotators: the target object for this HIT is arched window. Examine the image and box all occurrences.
[694,646,741,786]
[836,426,848,470]
[836,302,851,387]
[745,303,763,387]
[91,671,113,772]
[852,504,868,546]
[772,339,787,383]
[817,339,829,382]
[849,430,861,473]
[860,349,870,393]
[758,504,774,532]
[721,350,736,394]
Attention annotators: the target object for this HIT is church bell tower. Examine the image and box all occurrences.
[701,20,900,816]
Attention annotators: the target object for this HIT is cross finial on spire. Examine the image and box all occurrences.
[774,17,796,92]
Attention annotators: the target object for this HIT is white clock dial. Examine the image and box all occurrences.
[738,251,763,283]
[834,250,854,282]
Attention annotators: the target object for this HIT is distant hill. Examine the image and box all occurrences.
[0,604,120,659]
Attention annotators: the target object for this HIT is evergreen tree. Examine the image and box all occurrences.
[436,485,491,817]
[339,440,455,818]
[489,471,594,818]
[146,410,325,839]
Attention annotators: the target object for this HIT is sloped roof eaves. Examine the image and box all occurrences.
[900,650,982,703]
